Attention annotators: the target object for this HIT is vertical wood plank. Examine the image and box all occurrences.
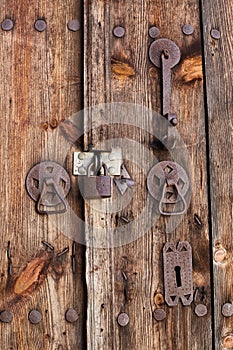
[201,0,233,348]
[0,1,85,349]
[84,0,212,349]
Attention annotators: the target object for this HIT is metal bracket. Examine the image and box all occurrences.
[26,161,71,214]
[114,164,135,195]
[149,38,181,149]
[163,241,193,306]
[73,148,122,176]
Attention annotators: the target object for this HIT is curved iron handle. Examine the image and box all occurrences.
[158,182,187,216]
[37,178,67,214]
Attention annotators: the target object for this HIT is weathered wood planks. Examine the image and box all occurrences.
[84,0,212,349]
[0,1,85,349]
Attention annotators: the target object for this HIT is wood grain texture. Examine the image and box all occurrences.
[84,0,212,349]
[0,1,85,349]
[201,0,233,349]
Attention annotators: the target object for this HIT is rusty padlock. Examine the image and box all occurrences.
[79,162,111,199]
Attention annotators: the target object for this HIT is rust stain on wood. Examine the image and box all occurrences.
[176,55,203,83]
[59,120,82,144]
[111,58,135,79]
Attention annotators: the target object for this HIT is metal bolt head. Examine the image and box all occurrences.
[113,26,125,38]
[194,304,207,317]
[78,166,86,175]
[67,19,80,32]
[28,310,42,324]
[153,309,166,321]
[149,26,160,39]
[1,19,14,31]
[65,308,79,323]
[34,19,47,32]
[108,167,116,175]
[222,303,233,317]
[117,312,129,327]
[0,310,13,323]
[210,28,221,40]
[182,24,194,35]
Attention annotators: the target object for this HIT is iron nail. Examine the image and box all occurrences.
[153,309,167,321]
[67,19,80,32]
[101,303,105,309]
[41,241,54,251]
[28,310,42,324]
[222,303,233,317]
[194,214,202,226]
[7,241,11,259]
[210,28,221,40]
[171,117,178,126]
[149,26,160,39]
[182,24,194,35]
[122,272,128,281]
[120,216,129,223]
[113,26,125,38]
[65,308,79,323]
[56,247,69,257]
[117,313,129,327]
[0,310,13,323]
[34,19,47,32]
[1,19,14,31]
[194,304,207,317]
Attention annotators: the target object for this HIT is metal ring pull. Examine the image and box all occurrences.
[36,178,68,214]
[158,182,188,216]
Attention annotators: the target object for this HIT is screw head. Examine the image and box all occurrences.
[149,26,160,39]
[108,167,116,175]
[113,26,125,38]
[1,19,14,31]
[182,24,194,35]
[0,310,13,323]
[78,153,85,160]
[222,303,233,317]
[117,312,129,327]
[67,19,80,32]
[34,19,47,32]
[210,28,221,40]
[65,308,79,323]
[153,309,166,321]
[78,166,86,175]
[28,310,42,324]
[194,304,207,317]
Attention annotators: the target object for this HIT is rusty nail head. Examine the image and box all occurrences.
[113,26,125,38]
[1,19,14,31]
[65,308,79,323]
[34,19,47,32]
[222,303,233,317]
[28,310,42,324]
[67,19,80,32]
[149,26,160,39]
[211,28,221,40]
[195,304,207,317]
[153,309,166,321]
[0,310,13,323]
[182,24,194,35]
[117,313,129,327]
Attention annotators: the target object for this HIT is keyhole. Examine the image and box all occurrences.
[175,266,182,287]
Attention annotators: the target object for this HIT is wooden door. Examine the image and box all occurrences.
[0,0,232,349]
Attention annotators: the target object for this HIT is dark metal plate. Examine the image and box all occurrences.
[149,38,181,69]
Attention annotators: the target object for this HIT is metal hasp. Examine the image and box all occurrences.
[163,241,193,306]
[79,162,111,199]
[147,161,189,216]
[73,148,122,176]
[149,38,181,148]
[26,161,71,214]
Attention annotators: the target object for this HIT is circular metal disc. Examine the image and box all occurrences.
[147,161,189,203]
[26,161,71,205]
[149,38,181,68]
